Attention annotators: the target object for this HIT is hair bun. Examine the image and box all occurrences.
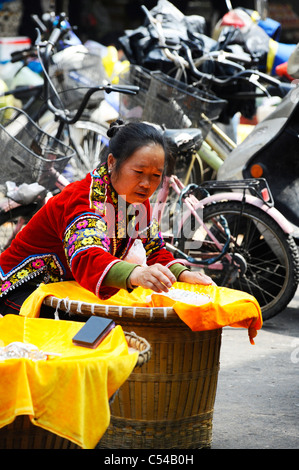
[107,119,125,138]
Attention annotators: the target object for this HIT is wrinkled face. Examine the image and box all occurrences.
[108,144,165,204]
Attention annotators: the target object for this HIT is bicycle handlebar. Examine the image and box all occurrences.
[10,13,72,63]
[181,41,282,89]
[47,84,139,124]
[34,24,139,125]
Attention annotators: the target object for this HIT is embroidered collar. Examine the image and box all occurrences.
[90,163,118,214]
[89,163,139,257]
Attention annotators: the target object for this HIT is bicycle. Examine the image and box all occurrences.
[118,2,292,177]
[150,148,299,321]
[118,65,299,321]
[0,12,116,182]
[0,23,139,253]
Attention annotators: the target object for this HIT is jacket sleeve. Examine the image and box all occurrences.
[63,212,128,299]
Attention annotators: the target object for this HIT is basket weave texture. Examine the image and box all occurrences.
[119,65,226,136]
[0,107,75,188]
[43,297,222,449]
[49,46,107,111]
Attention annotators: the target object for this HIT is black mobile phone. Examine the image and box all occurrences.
[72,316,115,349]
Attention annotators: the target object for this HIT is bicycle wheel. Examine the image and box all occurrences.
[177,201,299,320]
[41,117,109,181]
[69,120,109,180]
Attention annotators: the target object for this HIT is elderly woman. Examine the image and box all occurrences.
[0,120,213,316]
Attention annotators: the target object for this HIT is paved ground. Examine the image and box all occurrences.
[211,287,299,449]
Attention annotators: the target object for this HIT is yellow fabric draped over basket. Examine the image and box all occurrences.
[19,281,262,343]
[17,281,262,449]
[0,315,138,449]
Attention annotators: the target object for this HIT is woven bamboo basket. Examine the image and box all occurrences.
[43,296,222,449]
[0,331,151,449]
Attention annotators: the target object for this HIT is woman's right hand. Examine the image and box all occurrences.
[129,264,176,293]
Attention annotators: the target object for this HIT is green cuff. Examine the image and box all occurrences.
[169,263,190,280]
[101,261,139,291]
[102,261,189,291]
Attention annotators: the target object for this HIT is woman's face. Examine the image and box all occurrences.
[108,144,165,204]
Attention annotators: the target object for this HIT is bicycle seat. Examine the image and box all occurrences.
[163,128,203,152]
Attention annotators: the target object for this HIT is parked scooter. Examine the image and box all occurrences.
[217,75,299,240]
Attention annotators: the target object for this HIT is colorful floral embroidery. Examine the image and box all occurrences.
[90,164,118,212]
[142,218,165,257]
[32,259,45,269]
[63,214,111,268]
[0,254,65,296]
[64,163,165,265]
[76,220,88,229]
[1,281,11,292]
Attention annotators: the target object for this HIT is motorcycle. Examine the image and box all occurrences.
[213,5,297,77]
[118,0,292,123]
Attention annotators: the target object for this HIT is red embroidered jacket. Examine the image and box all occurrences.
[0,164,184,300]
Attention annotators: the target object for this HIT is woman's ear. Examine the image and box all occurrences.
[107,153,116,174]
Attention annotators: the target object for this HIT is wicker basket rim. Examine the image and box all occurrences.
[42,296,153,366]
[124,331,151,367]
[43,295,178,320]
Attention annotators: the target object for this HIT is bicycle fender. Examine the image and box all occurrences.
[193,191,294,234]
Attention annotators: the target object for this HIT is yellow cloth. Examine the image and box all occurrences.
[267,37,278,75]
[0,314,138,449]
[19,280,262,344]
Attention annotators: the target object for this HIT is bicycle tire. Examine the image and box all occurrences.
[41,117,109,181]
[69,120,109,180]
[177,200,299,321]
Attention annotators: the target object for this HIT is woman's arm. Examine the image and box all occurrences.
[128,263,215,293]
[129,264,176,293]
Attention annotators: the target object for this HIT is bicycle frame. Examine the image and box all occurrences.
[153,175,232,269]
[152,173,294,270]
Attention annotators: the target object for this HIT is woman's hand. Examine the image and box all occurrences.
[129,264,176,293]
[178,270,216,286]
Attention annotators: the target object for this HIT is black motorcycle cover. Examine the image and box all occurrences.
[118,0,214,73]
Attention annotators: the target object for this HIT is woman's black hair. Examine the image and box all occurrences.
[106,119,171,177]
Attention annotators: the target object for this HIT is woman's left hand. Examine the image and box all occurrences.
[178,270,216,286]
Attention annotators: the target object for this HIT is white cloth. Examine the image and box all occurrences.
[123,239,147,266]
